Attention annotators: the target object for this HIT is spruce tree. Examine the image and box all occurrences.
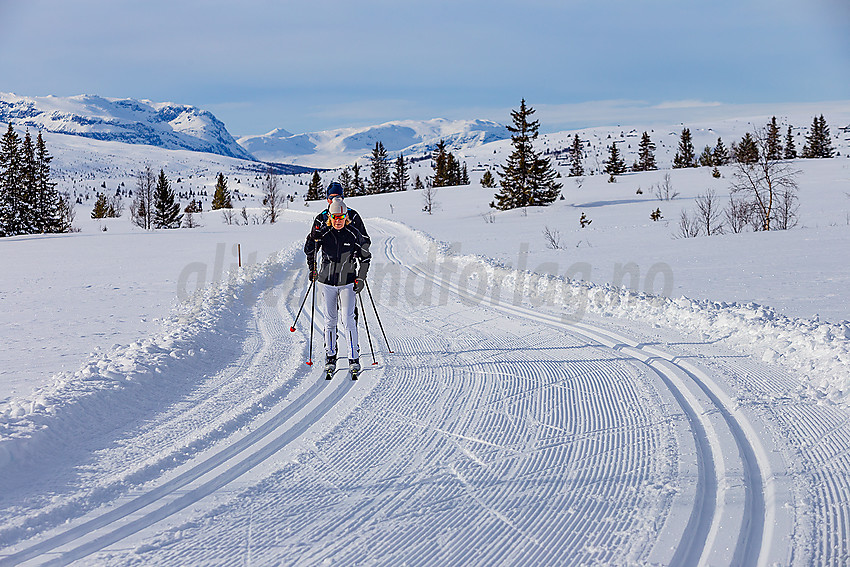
[603,142,627,179]
[784,126,797,159]
[91,193,111,219]
[307,171,322,200]
[569,134,584,177]
[635,132,657,171]
[734,133,759,164]
[432,140,452,187]
[766,116,783,161]
[491,99,561,210]
[338,168,353,194]
[480,170,496,188]
[368,141,391,194]
[802,115,833,158]
[0,123,23,237]
[391,153,409,191]
[712,137,729,166]
[211,173,232,209]
[19,130,38,234]
[34,131,62,232]
[673,127,697,168]
[152,169,182,228]
[350,163,365,196]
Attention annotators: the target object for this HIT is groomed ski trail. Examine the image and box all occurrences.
[2,220,850,565]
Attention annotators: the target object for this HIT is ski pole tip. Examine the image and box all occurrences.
[306,360,313,366]
[290,326,296,332]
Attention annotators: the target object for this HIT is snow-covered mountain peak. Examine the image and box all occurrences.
[237,117,511,168]
[0,92,255,161]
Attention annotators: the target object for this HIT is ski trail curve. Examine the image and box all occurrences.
[377,221,782,567]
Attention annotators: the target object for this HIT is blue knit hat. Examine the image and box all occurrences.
[327,181,343,198]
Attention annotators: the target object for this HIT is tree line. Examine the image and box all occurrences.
[0,124,73,237]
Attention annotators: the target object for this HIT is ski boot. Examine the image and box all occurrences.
[325,354,337,380]
[350,358,361,380]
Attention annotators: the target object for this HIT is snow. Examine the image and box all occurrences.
[1,102,850,565]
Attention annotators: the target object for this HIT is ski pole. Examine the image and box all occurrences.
[290,279,315,332]
[307,279,316,366]
[358,291,378,365]
[364,280,393,353]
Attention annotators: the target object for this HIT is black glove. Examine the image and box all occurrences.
[308,263,318,282]
[353,278,364,294]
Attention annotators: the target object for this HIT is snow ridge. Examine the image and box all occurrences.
[379,219,850,403]
[0,244,296,465]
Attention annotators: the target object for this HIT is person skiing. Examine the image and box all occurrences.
[304,197,371,379]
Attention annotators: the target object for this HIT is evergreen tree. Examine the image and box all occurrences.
[211,173,232,209]
[368,141,391,194]
[152,169,182,228]
[603,142,627,179]
[712,137,729,166]
[699,146,715,167]
[307,171,322,200]
[784,126,797,159]
[480,170,496,188]
[338,168,353,194]
[0,123,23,236]
[673,127,697,168]
[491,99,561,210]
[569,134,584,177]
[461,163,470,185]
[734,133,760,164]
[34,131,63,232]
[635,132,657,171]
[391,153,409,191]
[351,162,366,196]
[802,114,833,158]
[432,140,452,187]
[413,175,424,191]
[91,193,111,219]
[766,116,783,161]
[18,130,38,234]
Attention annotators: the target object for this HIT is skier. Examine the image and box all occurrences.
[304,198,371,379]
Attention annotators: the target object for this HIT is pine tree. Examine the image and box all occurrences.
[307,171,322,200]
[635,132,657,171]
[391,153,409,191]
[91,193,111,219]
[211,172,232,209]
[712,137,729,166]
[673,127,697,168]
[784,126,797,159]
[603,142,627,179]
[18,130,39,234]
[368,141,391,194]
[432,140,452,187]
[802,115,833,158]
[0,123,23,237]
[734,133,760,164]
[338,168,353,194]
[480,170,496,188]
[351,163,365,196]
[569,134,584,177]
[491,99,561,210]
[414,175,424,191]
[766,116,783,161]
[34,131,63,232]
[152,169,182,228]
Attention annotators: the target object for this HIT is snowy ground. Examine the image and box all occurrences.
[2,115,850,565]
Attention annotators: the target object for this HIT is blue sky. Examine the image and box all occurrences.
[1,0,848,135]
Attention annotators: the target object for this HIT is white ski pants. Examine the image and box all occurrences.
[321,282,359,360]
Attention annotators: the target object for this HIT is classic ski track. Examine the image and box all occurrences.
[380,225,775,567]
[1,269,354,566]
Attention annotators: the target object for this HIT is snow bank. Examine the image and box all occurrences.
[0,245,297,466]
[383,220,850,404]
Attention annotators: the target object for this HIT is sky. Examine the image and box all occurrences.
[1,0,848,136]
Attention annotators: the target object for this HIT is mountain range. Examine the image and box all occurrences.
[0,93,511,169]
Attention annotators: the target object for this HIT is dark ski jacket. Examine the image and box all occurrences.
[304,224,371,286]
[310,207,371,248]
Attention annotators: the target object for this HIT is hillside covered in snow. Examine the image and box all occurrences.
[0,92,255,161]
